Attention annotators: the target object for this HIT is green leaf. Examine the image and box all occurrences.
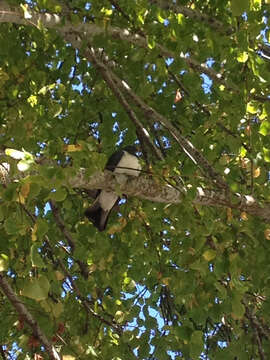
[21,275,50,301]
[50,187,67,202]
[176,326,192,341]
[50,102,62,118]
[190,331,204,358]
[232,294,245,319]
[4,218,18,235]
[231,0,250,16]
[259,120,270,136]
[28,182,41,199]
[36,218,49,239]
[52,302,63,318]
[263,147,270,162]
[147,36,156,49]
[88,346,98,357]
[30,243,45,268]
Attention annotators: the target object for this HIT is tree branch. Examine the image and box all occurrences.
[83,48,228,190]
[49,201,89,279]
[43,236,124,335]
[0,345,7,360]
[84,47,164,161]
[49,201,75,252]
[0,273,61,360]
[68,169,270,222]
[0,1,237,91]
[148,0,234,35]
[68,168,182,203]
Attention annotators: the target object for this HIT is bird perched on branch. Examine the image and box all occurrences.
[85,145,141,231]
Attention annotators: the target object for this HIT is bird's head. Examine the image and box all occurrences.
[122,145,140,156]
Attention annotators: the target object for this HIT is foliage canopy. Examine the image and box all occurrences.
[0,0,270,359]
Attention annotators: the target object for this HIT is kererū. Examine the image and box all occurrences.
[85,145,141,231]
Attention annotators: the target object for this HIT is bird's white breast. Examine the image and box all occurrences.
[114,151,141,177]
[98,190,118,211]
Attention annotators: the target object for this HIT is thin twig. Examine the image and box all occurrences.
[49,200,89,278]
[0,345,7,360]
[49,201,75,252]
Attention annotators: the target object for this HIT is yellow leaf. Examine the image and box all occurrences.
[115,310,125,323]
[264,229,270,240]
[16,192,25,205]
[157,10,165,23]
[219,84,225,91]
[203,249,216,262]
[55,270,65,281]
[63,356,76,360]
[0,255,8,271]
[177,13,184,24]
[253,167,260,178]
[20,183,30,199]
[64,144,83,152]
[27,95,38,107]
[20,3,32,19]
[32,223,38,242]
[227,208,233,222]
[240,212,248,220]
[246,102,257,114]
[251,0,261,10]
[237,51,248,63]
[107,218,127,234]
[128,210,136,219]
[161,277,170,286]
[101,7,113,16]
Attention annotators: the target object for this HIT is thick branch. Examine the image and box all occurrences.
[0,1,236,91]
[0,273,61,360]
[194,187,270,222]
[68,169,182,203]
[68,169,270,222]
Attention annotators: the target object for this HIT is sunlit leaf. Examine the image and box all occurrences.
[203,249,216,261]
[5,148,24,160]
[31,243,45,268]
[237,51,248,63]
[21,275,50,301]
[259,120,270,136]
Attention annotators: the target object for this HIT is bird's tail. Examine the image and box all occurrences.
[85,202,109,232]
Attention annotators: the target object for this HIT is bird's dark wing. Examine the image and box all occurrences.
[85,199,111,232]
[105,149,124,172]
